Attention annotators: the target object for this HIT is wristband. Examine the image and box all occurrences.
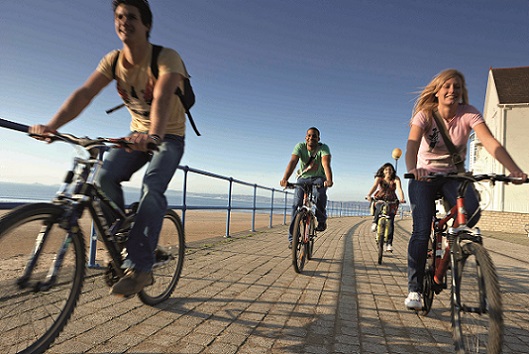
[148,134,162,145]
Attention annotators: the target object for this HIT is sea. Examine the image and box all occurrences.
[0,181,373,216]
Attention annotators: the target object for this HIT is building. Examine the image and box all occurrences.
[469,67,529,219]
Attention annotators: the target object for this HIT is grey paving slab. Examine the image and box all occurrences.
[40,216,529,353]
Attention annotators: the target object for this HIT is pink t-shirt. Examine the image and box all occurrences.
[411,105,484,173]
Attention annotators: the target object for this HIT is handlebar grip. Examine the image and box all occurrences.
[0,118,29,133]
[404,173,415,179]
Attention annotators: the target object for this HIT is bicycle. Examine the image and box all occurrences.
[404,172,529,354]
[285,181,321,273]
[0,120,185,354]
[373,199,399,265]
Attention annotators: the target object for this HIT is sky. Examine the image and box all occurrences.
[1,0,529,201]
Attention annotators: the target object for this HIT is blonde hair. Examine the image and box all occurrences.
[410,69,469,126]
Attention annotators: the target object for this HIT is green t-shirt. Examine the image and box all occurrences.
[293,142,331,179]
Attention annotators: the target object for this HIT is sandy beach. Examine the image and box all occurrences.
[0,209,288,243]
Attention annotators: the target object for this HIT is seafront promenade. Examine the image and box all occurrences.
[44,216,529,354]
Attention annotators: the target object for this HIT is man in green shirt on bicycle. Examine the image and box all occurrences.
[280,127,334,248]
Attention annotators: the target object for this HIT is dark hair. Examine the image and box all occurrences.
[375,163,396,179]
[112,0,152,38]
[307,126,320,138]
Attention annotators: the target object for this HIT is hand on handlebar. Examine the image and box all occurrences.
[124,132,159,152]
[508,171,528,185]
[324,180,333,188]
[28,124,57,142]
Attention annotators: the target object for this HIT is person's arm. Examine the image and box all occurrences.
[395,176,406,203]
[365,177,381,201]
[29,70,111,135]
[405,124,430,179]
[473,123,527,182]
[128,72,184,151]
[322,154,333,187]
[280,154,300,187]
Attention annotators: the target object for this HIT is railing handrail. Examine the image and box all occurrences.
[0,164,381,267]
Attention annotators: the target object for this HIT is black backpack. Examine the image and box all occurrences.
[106,44,200,136]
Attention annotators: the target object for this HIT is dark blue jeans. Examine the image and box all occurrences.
[288,176,327,241]
[97,134,184,272]
[407,178,480,293]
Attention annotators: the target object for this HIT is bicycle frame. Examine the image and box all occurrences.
[431,178,482,287]
[299,186,317,243]
[21,145,133,290]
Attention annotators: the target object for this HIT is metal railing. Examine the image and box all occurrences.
[0,165,370,267]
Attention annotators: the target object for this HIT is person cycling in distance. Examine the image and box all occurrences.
[404,68,527,310]
[280,127,334,249]
[29,0,191,298]
[366,162,406,252]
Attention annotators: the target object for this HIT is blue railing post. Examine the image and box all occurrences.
[225,178,233,238]
[269,189,274,228]
[251,185,257,232]
[283,191,289,225]
[181,166,189,229]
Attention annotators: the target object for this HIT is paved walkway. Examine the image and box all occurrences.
[47,216,529,354]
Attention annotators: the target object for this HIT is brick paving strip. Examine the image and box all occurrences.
[47,217,529,353]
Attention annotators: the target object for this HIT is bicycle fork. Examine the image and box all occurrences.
[18,224,77,292]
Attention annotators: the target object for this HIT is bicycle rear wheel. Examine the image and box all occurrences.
[138,209,185,306]
[376,217,386,265]
[0,203,86,354]
[451,240,503,354]
[292,211,307,273]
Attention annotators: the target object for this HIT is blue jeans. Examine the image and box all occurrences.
[407,178,480,293]
[288,176,327,241]
[97,134,184,272]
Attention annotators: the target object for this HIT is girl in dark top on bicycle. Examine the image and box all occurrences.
[404,69,527,310]
[366,163,406,252]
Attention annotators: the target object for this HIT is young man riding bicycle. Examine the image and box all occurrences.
[280,127,334,249]
[29,0,191,297]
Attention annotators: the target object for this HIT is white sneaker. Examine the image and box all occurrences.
[386,244,393,252]
[405,292,422,310]
[370,223,377,232]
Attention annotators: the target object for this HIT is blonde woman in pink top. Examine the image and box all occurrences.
[403,69,527,310]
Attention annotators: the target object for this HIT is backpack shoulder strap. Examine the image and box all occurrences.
[111,50,120,80]
[150,45,163,79]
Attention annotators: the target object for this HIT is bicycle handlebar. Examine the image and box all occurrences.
[285,181,323,190]
[0,117,158,151]
[404,172,529,184]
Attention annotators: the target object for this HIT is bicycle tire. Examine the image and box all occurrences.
[0,203,86,354]
[307,215,315,260]
[138,209,185,305]
[376,217,386,265]
[420,237,435,316]
[451,240,503,354]
[292,211,307,273]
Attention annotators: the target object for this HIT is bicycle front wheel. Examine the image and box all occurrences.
[138,209,185,305]
[0,203,86,354]
[451,240,503,354]
[307,215,315,260]
[420,237,435,316]
[376,217,386,265]
[292,211,307,273]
